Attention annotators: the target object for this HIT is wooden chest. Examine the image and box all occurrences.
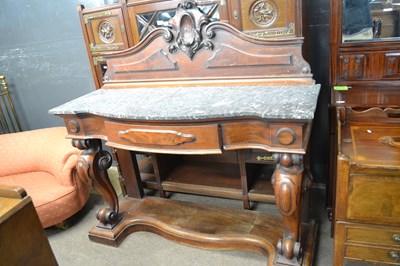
[333,107,400,265]
[0,185,57,265]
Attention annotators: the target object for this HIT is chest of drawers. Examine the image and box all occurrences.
[333,107,400,265]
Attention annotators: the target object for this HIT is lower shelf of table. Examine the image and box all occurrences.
[138,156,277,204]
[88,197,317,266]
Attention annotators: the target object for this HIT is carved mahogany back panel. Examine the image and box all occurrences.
[102,1,313,88]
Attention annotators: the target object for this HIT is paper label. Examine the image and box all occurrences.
[333,85,349,91]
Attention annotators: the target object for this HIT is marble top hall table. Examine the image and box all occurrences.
[50,1,320,265]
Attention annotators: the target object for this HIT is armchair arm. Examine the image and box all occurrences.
[0,127,81,187]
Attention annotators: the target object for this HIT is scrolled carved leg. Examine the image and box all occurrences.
[73,139,121,228]
[272,153,305,264]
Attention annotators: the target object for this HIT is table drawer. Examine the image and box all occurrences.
[345,244,400,265]
[105,121,221,154]
[220,121,305,151]
[346,225,400,247]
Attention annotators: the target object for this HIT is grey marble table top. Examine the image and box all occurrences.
[49,85,320,121]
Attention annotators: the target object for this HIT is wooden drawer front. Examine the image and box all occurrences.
[221,121,304,151]
[346,225,400,247]
[347,174,400,226]
[383,53,400,79]
[105,122,221,154]
[221,121,270,151]
[345,244,400,265]
[338,54,367,80]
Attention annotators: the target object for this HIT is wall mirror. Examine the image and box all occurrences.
[342,0,400,42]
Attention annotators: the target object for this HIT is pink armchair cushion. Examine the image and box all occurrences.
[0,127,90,228]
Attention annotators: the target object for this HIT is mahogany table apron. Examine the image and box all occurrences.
[50,85,320,266]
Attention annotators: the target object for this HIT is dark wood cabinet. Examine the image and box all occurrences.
[329,0,400,265]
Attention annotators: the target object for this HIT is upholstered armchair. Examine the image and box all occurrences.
[0,127,90,228]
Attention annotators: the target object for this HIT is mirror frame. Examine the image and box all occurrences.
[339,0,400,44]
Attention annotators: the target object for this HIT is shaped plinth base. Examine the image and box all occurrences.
[88,197,317,266]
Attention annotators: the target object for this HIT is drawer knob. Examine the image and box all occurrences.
[389,251,399,260]
[67,120,80,133]
[392,234,400,243]
[275,128,296,145]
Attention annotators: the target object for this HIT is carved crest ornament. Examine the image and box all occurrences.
[162,0,215,59]
[99,20,116,43]
[250,0,279,27]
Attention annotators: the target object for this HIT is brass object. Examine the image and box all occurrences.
[233,10,239,20]
[93,56,106,66]
[84,11,112,24]
[90,43,120,52]
[389,251,399,260]
[251,23,295,38]
[194,0,218,4]
[0,75,21,133]
[256,155,274,161]
[393,234,400,243]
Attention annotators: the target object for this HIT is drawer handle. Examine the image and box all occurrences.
[389,251,399,260]
[118,129,195,146]
[379,136,400,149]
[393,234,400,243]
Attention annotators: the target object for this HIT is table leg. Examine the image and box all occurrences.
[272,153,304,264]
[73,139,121,228]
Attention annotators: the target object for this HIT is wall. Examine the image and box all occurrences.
[0,0,107,130]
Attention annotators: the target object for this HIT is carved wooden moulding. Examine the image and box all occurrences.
[164,0,214,59]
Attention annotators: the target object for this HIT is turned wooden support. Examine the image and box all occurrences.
[272,153,308,262]
[73,139,121,228]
